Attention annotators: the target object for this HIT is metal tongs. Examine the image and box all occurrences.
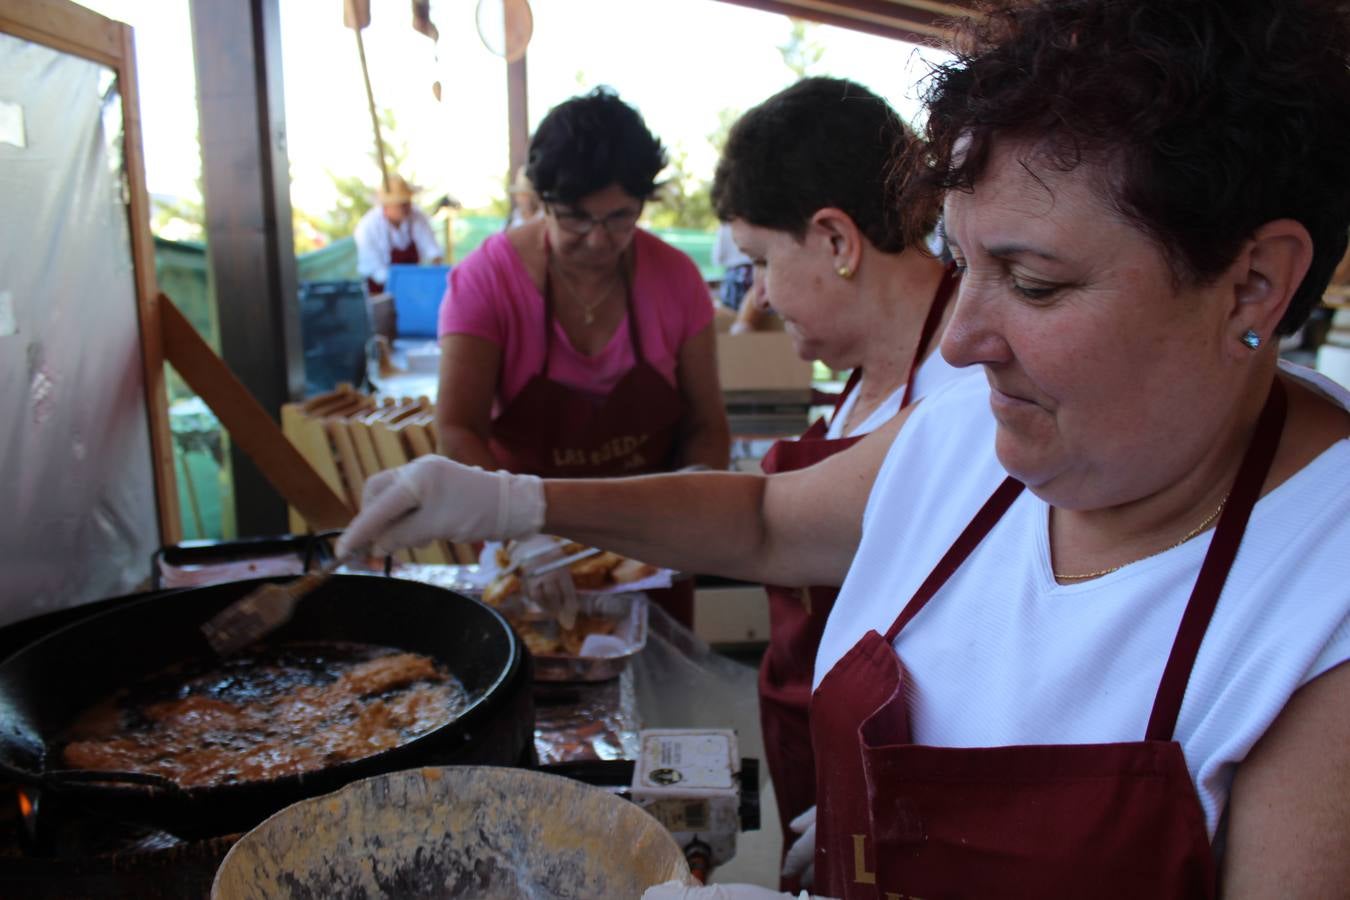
[509,542,601,630]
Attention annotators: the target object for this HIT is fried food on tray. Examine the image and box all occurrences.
[611,557,658,584]
[508,613,618,657]
[559,614,617,655]
[569,551,623,589]
[480,539,658,607]
[482,572,521,608]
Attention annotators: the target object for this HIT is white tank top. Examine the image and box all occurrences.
[825,351,964,440]
[817,363,1350,839]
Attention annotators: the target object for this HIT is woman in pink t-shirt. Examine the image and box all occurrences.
[435,88,730,625]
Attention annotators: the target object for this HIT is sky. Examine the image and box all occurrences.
[75,0,950,219]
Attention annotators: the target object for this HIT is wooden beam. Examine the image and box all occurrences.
[117,21,182,545]
[712,0,974,44]
[508,53,530,188]
[161,296,354,532]
[190,0,306,536]
[2,0,122,68]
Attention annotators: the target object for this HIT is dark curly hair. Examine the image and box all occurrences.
[526,87,667,205]
[903,0,1350,334]
[712,77,933,253]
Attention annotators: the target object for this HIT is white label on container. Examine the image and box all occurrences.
[639,732,735,789]
[0,100,25,149]
[0,291,16,337]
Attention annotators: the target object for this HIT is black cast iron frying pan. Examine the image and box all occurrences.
[0,575,529,838]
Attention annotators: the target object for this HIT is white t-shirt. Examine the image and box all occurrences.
[816,363,1350,840]
[824,352,965,440]
[354,206,443,287]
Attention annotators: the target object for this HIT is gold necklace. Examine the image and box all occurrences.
[551,263,624,325]
[1053,494,1229,582]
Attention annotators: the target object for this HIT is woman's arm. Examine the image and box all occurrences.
[336,403,912,585]
[673,323,731,470]
[545,407,910,586]
[730,293,768,334]
[1221,660,1350,897]
[435,333,504,470]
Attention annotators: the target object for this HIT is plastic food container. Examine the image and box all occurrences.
[386,564,650,681]
[520,591,649,682]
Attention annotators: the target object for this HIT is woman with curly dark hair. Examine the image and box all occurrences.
[434,87,729,626]
[348,2,1350,895]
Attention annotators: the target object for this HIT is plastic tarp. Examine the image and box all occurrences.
[0,34,160,628]
[296,236,358,282]
[632,603,766,782]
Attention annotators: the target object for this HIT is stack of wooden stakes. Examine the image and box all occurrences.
[281,383,475,565]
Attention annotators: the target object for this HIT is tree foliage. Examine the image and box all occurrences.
[647,146,715,230]
[779,18,825,78]
[648,18,825,232]
[152,181,206,243]
[306,108,414,248]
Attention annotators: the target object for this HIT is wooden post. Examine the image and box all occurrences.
[190,0,305,536]
[507,53,529,188]
[354,25,389,192]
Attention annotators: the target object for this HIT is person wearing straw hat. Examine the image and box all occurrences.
[354,173,444,297]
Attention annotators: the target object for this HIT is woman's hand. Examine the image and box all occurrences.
[781,806,816,887]
[334,456,545,558]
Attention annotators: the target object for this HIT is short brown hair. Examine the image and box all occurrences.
[713,77,934,253]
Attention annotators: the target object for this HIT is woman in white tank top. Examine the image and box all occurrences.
[338,1,1350,894]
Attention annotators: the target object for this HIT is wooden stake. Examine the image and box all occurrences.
[354,25,389,192]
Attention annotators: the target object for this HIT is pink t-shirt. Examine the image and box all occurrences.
[438,230,714,408]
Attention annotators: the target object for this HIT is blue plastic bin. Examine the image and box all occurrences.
[386,263,452,338]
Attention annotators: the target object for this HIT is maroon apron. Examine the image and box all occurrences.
[808,380,1287,899]
[489,243,695,625]
[758,265,958,885]
[365,227,420,296]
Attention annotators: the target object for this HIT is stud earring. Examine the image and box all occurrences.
[836,266,853,279]
[1241,329,1262,350]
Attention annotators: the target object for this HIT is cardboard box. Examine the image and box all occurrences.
[712,302,786,333]
[713,304,736,333]
[716,331,814,391]
[694,583,770,646]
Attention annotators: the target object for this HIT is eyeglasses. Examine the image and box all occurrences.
[546,203,642,236]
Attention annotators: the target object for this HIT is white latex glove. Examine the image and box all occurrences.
[642,880,818,900]
[781,805,817,888]
[335,456,544,559]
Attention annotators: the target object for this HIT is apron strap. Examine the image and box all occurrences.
[899,261,961,409]
[541,233,556,377]
[1145,378,1288,741]
[884,476,1026,642]
[618,248,643,365]
[825,369,865,430]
